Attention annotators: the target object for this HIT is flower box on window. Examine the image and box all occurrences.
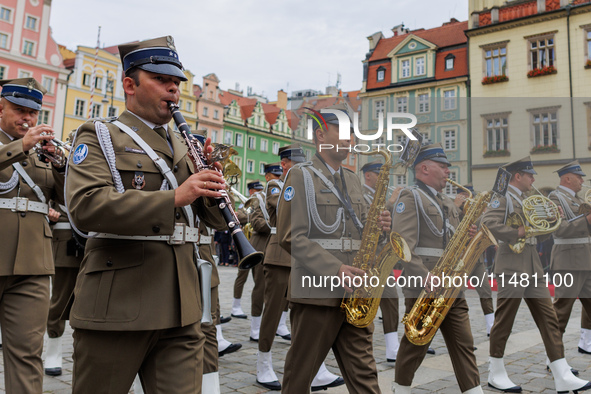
[481,75,509,85]
[530,144,559,154]
[483,149,510,158]
[527,66,557,78]
[585,59,591,69]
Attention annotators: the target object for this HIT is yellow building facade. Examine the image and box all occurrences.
[467,0,591,191]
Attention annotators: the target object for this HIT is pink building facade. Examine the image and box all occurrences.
[0,0,68,137]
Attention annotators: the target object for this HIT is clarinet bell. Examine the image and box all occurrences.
[232,231,264,269]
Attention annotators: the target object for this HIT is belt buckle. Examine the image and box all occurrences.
[168,223,186,245]
[341,237,353,252]
[12,197,29,213]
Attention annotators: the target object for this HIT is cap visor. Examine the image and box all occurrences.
[574,170,587,176]
[291,156,306,163]
[139,64,187,81]
[522,169,537,175]
[431,157,451,167]
[4,96,41,111]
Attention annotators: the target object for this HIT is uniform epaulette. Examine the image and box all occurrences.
[343,167,355,174]
[293,161,313,169]
[92,116,118,123]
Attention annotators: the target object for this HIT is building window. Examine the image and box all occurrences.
[248,136,256,150]
[0,33,8,49]
[234,156,242,170]
[0,65,5,79]
[272,142,280,155]
[418,94,430,113]
[203,106,209,117]
[82,73,91,87]
[375,99,385,118]
[232,108,237,116]
[443,90,456,110]
[39,110,50,125]
[211,130,218,143]
[74,99,86,117]
[255,115,260,125]
[18,70,31,78]
[401,59,410,78]
[416,57,425,75]
[421,131,430,144]
[530,36,554,70]
[532,109,558,148]
[444,171,458,196]
[246,159,254,173]
[235,133,243,147]
[22,40,34,56]
[214,109,219,119]
[224,130,232,144]
[108,106,118,117]
[377,67,385,82]
[396,97,407,112]
[259,162,266,175]
[0,7,11,22]
[25,16,37,31]
[485,46,507,77]
[443,129,456,150]
[42,76,54,94]
[261,139,268,152]
[396,175,407,186]
[91,104,102,118]
[485,116,509,152]
[445,55,455,70]
[94,76,103,90]
[587,30,591,61]
[186,101,192,112]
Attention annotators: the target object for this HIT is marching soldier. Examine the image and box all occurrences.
[232,180,266,320]
[65,36,226,393]
[482,157,591,393]
[391,144,482,394]
[0,77,61,393]
[278,106,388,393]
[549,162,591,355]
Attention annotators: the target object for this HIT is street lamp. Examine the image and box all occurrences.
[101,70,115,117]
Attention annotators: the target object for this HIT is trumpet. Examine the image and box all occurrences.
[23,123,71,168]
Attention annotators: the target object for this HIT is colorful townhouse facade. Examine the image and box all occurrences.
[359,19,470,195]
[0,0,68,137]
[467,0,591,191]
[194,73,225,143]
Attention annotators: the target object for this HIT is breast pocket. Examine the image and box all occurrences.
[72,242,143,323]
[318,193,342,230]
[115,152,164,192]
[427,205,443,229]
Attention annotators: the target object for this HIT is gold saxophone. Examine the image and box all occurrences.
[403,179,497,346]
[341,149,412,328]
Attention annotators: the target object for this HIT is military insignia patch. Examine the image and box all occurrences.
[132,171,145,190]
[284,186,294,201]
[72,144,89,165]
[490,199,500,209]
[271,187,280,195]
[27,79,35,91]
[396,202,405,213]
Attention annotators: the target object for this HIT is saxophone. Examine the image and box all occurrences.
[341,149,412,328]
[403,179,497,346]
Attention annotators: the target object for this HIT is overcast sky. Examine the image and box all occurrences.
[49,0,468,101]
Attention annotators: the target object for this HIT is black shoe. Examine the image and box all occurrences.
[220,316,232,324]
[218,342,242,357]
[276,333,291,341]
[379,316,383,320]
[487,383,522,393]
[231,313,247,319]
[473,346,478,351]
[579,347,591,355]
[387,358,396,362]
[44,367,62,376]
[427,347,435,355]
[311,377,345,392]
[257,379,281,390]
[250,336,259,342]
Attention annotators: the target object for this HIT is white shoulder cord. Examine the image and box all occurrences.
[0,142,47,203]
[301,165,344,235]
[0,141,19,194]
[411,188,444,238]
[550,190,575,220]
[254,191,271,229]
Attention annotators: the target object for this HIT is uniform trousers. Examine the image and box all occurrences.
[0,275,50,394]
[72,322,205,394]
[47,267,79,338]
[395,296,479,391]
[259,265,290,352]
[553,270,591,336]
[490,282,563,361]
[282,303,380,394]
[233,263,265,316]
[203,286,219,374]
[471,262,494,315]
[380,282,399,333]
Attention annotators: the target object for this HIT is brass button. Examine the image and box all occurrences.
[20,212,26,217]
[6,151,11,157]
[21,161,27,167]
[173,165,179,173]
[106,260,113,267]
[175,212,181,219]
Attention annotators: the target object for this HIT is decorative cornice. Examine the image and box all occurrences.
[526,105,561,112]
[480,111,512,118]
[479,39,510,49]
[523,30,558,39]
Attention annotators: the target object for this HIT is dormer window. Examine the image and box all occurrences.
[445,54,455,70]
[416,57,425,75]
[376,66,385,82]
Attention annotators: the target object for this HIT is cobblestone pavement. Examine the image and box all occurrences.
[2,266,590,393]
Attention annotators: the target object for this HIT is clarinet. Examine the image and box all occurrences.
[168,102,263,269]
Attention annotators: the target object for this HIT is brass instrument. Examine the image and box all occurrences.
[341,149,412,328]
[506,185,561,254]
[24,123,71,168]
[578,183,591,215]
[403,177,504,346]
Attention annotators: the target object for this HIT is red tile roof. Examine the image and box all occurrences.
[434,48,468,80]
[369,20,468,62]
